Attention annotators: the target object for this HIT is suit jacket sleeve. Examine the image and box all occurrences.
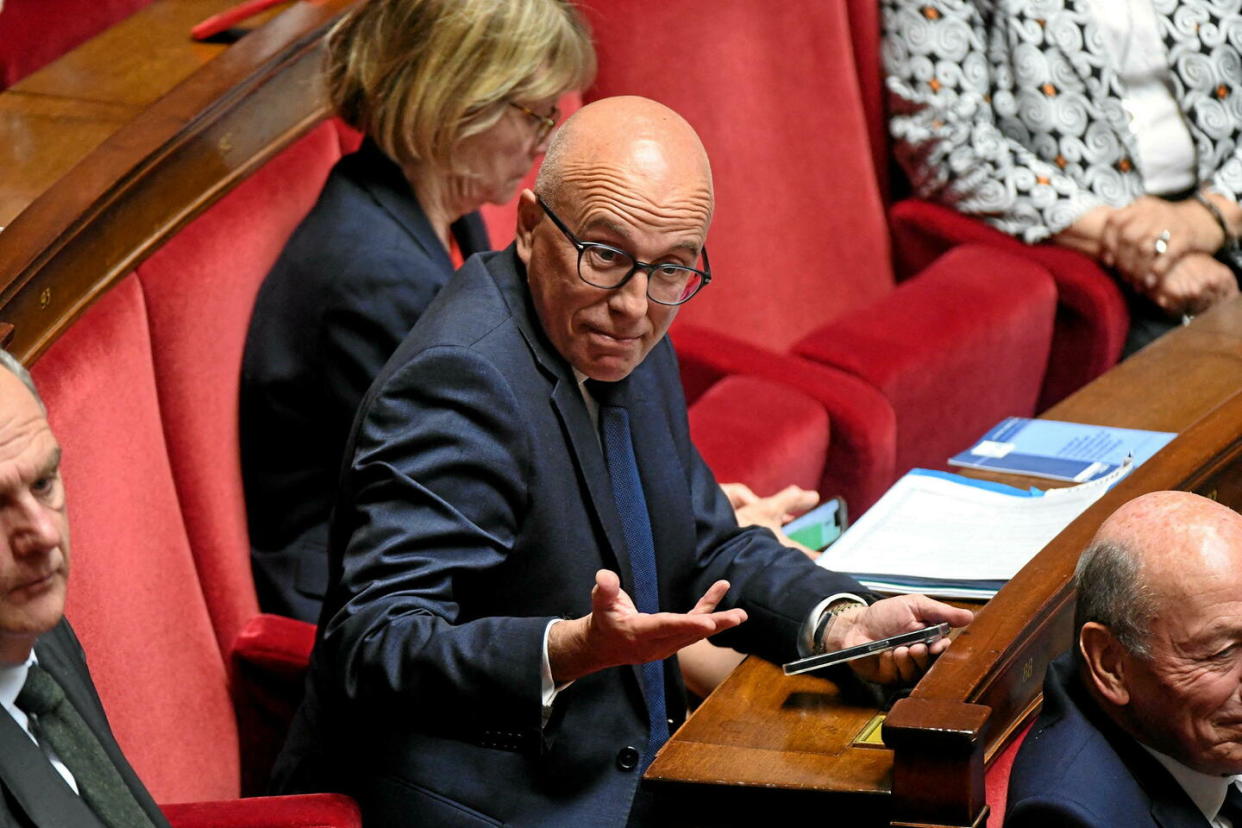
[882,0,1105,243]
[319,345,549,736]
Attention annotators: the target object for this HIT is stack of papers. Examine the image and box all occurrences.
[815,464,1132,599]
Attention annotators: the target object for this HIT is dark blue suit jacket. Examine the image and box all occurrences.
[0,620,168,828]
[272,247,864,826]
[240,139,489,622]
[1006,653,1211,828]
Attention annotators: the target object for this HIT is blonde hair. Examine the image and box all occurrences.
[326,0,595,170]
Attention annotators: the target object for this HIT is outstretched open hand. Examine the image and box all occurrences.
[548,570,747,684]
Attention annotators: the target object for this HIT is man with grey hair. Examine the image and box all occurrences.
[1006,490,1242,827]
[0,349,169,827]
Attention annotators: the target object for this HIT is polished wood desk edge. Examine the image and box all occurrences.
[0,0,359,363]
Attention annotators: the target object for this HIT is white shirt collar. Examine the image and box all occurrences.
[1141,743,1241,826]
[574,369,599,432]
[0,653,37,741]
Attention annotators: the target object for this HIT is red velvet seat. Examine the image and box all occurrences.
[985,720,1033,826]
[134,122,347,794]
[843,0,1128,410]
[0,0,153,88]
[31,276,358,826]
[581,0,1058,511]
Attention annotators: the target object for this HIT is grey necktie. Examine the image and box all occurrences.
[15,663,156,828]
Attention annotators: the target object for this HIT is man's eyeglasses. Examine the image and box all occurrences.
[537,197,711,306]
[509,101,559,144]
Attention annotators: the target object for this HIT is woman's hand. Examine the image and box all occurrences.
[1099,196,1225,288]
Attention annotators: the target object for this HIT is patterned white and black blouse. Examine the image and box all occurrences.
[883,0,1242,247]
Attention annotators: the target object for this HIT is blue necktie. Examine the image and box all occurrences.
[588,380,670,763]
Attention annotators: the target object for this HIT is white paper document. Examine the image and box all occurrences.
[816,463,1131,598]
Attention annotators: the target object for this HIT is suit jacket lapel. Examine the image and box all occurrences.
[490,249,632,578]
[0,656,105,828]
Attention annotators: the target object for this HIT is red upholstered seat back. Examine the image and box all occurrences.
[581,0,893,351]
[136,123,344,657]
[31,276,241,804]
[0,0,153,88]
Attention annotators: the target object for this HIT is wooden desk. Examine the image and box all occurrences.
[647,298,1242,827]
[0,0,296,230]
[0,0,358,362]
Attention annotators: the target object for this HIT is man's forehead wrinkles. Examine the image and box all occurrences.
[557,164,713,212]
[570,187,713,234]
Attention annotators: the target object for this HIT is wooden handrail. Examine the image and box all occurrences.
[0,0,359,363]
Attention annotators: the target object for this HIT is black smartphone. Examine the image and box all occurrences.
[781,622,951,676]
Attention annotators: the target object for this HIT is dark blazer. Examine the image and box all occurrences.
[1006,653,1211,828]
[0,620,168,828]
[240,139,489,622]
[272,247,864,827]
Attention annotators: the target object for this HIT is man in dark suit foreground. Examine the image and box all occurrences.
[0,350,168,828]
[273,96,972,826]
[1007,490,1242,827]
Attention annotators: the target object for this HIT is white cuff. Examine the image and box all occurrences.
[540,618,573,727]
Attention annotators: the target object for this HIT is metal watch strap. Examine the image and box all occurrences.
[812,598,866,654]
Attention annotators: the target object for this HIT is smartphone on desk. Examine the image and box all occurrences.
[782,497,848,550]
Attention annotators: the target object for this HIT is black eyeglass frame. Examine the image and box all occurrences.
[536,196,712,306]
[508,101,559,144]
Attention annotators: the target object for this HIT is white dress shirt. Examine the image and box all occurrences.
[1085,0,1198,195]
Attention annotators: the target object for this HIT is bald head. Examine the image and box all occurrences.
[1098,490,1242,570]
[517,96,714,381]
[1075,491,1242,773]
[536,96,713,220]
[1076,492,1242,657]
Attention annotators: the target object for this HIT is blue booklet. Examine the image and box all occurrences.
[948,417,1175,483]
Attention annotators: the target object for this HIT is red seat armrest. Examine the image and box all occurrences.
[231,613,316,681]
[670,324,897,512]
[229,614,317,797]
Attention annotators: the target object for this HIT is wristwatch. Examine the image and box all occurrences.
[812,597,867,654]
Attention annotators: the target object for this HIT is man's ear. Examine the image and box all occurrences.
[515,189,541,269]
[1080,622,1131,706]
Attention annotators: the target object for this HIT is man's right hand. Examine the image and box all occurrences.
[548,570,747,684]
[823,594,974,685]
